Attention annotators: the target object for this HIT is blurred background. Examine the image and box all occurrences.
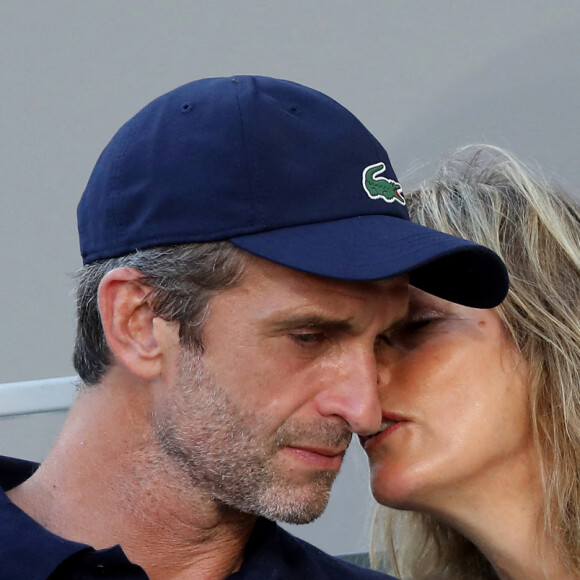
[1,0,579,558]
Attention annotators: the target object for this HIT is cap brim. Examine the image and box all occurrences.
[231,215,509,309]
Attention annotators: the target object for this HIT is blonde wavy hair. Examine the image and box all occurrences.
[371,145,580,579]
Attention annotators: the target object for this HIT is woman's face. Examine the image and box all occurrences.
[363,287,536,514]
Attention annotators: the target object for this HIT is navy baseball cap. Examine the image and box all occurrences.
[78,75,508,308]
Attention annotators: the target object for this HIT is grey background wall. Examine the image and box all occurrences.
[2,0,580,382]
[1,0,579,557]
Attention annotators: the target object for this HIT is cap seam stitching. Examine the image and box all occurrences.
[234,79,262,230]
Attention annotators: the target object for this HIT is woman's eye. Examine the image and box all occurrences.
[389,315,441,347]
[402,318,434,333]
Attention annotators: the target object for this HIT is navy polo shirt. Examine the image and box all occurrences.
[0,456,395,579]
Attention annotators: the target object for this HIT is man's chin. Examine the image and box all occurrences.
[251,475,336,524]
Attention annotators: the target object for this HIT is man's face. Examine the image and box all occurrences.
[152,256,408,523]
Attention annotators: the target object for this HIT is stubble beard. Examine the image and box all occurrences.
[152,349,352,524]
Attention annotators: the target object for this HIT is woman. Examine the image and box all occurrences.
[364,145,580,579]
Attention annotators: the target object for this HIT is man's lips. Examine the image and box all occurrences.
[284,445,347,470]
[287,444,347,458]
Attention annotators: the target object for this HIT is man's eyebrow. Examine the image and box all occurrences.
[268,315,356,334]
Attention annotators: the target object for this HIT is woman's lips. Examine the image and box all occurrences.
[378,419,398,431]
[359,414,408,451]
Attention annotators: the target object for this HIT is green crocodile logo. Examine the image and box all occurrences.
[362,162,405,205]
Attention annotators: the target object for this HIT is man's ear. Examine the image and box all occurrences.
[98,267,174,380]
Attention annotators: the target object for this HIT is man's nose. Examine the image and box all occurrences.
[313,349,383,436]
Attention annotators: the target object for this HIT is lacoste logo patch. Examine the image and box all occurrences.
[362,162,405,205]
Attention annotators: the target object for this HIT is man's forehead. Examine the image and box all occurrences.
[224,255,410,330]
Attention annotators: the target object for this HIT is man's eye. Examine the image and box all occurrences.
[292,332,325,345]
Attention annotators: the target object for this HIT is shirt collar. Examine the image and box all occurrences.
[0,456,93,580]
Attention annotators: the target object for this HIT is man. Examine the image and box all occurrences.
[0,76,508,579]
